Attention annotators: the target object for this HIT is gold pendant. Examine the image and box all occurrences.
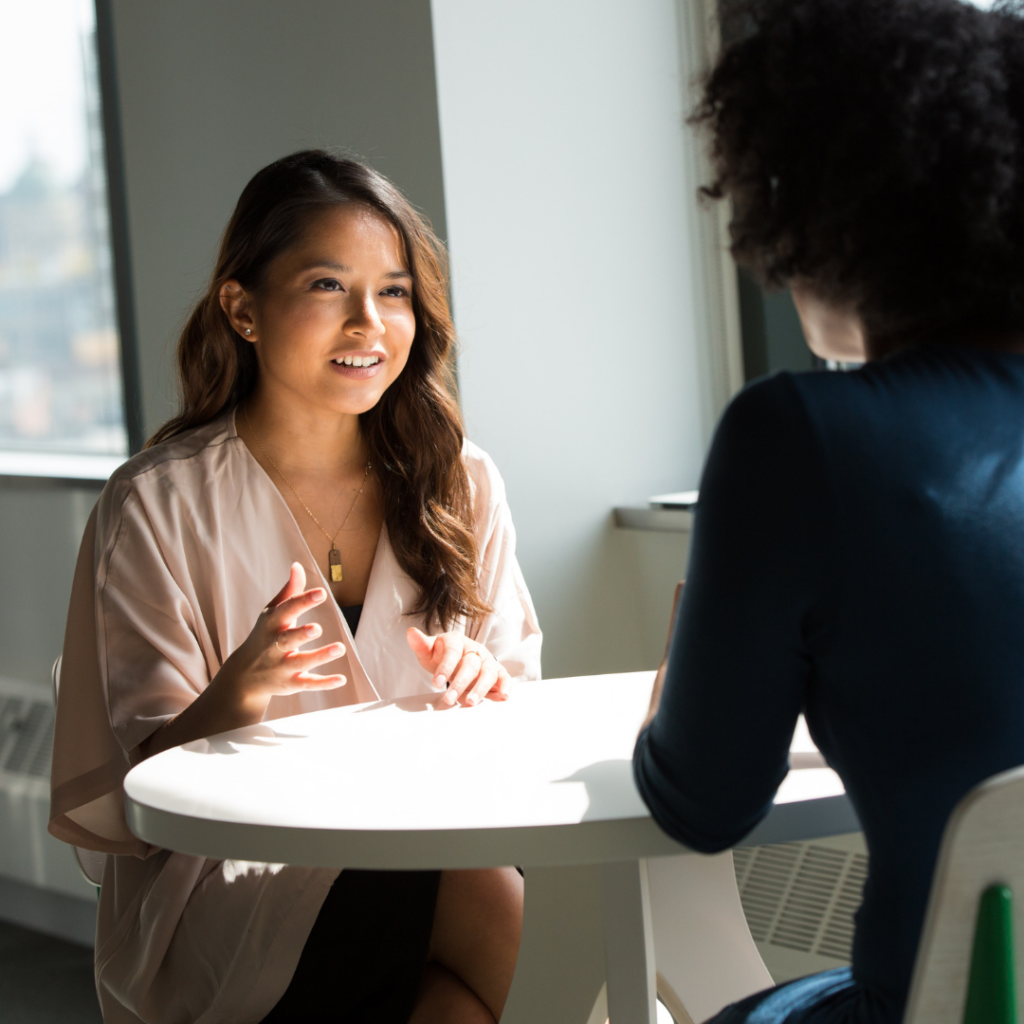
[329,548,343,583]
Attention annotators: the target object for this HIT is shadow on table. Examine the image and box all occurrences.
[557,759,644,821]
[182,725,307,754]
[354,692,456,714]
[182,695,449,756]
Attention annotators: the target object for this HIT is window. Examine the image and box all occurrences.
[0,0,130,478]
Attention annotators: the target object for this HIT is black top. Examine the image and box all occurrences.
[634,346,1024,1022]
[340,603,363,636]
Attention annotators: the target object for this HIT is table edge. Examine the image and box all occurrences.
[125,792,859,869]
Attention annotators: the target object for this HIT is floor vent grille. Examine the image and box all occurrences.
[0,695,54,778]
[734,842,868,963]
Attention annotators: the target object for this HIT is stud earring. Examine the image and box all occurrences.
[244,329,252,336]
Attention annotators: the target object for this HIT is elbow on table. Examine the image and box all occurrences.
[642,788,766,854]
[633,735,770,855]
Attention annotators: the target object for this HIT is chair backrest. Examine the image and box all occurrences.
[904,764,1024,1024]
[50,654,105,890]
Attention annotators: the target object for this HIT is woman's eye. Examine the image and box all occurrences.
[312,278,343,292]
[381,285,410,298]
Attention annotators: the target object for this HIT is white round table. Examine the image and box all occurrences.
[125,672,855,1024]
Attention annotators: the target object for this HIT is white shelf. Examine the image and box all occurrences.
[613,507,693,533]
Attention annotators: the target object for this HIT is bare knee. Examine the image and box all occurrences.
[428,868,523,1020]
[410,963,496,1024]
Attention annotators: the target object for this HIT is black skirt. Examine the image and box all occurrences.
[262,869,441,1024]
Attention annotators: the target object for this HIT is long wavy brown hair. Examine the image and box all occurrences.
[148,150,489,630]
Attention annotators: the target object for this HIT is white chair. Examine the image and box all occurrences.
[51,655,106,889]
[648,852,774,1024]
[904,763,1024,1024]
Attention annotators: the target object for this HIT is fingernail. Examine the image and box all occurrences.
[307,624,320,634]
[312,589,326,600]
[467,693,480,705]
[435,675,447,689]
[444,690,457,705]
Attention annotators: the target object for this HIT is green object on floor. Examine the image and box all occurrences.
[963,884,1017,1024]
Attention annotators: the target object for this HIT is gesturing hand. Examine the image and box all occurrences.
[406,628,511,707]
[142,563,347,759]
[216,562,347,716]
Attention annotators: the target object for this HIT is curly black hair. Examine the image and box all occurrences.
[695,0,1024,344]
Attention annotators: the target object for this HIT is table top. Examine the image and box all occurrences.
[124,672,857,869]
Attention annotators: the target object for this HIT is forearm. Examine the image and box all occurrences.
[140,669,269,759]
[641,581,684,730]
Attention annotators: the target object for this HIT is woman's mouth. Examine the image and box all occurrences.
[330,353,385,378]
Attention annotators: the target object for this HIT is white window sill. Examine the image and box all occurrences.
[0,450,126,483]
[613,491,697,533]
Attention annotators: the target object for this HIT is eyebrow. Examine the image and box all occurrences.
[300,260,412,279]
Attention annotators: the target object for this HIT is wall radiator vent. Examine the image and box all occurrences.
[0,695,54,779]
[733,840,868,965]
[0,676,96,904]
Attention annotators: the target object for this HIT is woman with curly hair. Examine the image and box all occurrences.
[634,0,1024,1021]
[49,151,539,1024]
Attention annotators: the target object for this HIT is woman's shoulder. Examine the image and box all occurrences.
[460,438,511,528]
[717,370,819,440]
[97,414,241,528]
[461,438,506,493]
[722,367,871,443]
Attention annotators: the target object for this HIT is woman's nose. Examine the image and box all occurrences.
[346,290,384,337]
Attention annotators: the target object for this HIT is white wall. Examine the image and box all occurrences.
[108,0,449,437]
[431,0,737,677]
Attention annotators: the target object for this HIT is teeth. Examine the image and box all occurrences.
[333,355,380,367]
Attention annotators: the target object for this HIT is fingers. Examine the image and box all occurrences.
[274,621,323,653]
[266,585,327,632]
[484,664,512,702]
[279,641,345,671]
[432,635,466,691]
[269,562,307,608]
[462,658,500,707]
[441,648,489,706]
[291,670,347,690]
[406,627,438,671]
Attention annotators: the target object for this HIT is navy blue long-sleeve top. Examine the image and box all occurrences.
[634,345,1024,1021]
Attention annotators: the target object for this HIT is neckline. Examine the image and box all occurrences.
[229,406,384,625]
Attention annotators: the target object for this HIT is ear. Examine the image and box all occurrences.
[219,280,257,341]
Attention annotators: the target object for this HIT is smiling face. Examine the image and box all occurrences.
[221,203,417,418]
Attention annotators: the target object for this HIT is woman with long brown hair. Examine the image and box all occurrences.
[49,150,540,1024]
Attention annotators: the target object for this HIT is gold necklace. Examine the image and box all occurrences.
[244,407,371,583]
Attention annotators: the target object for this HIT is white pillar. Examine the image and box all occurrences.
[431,0,741,677]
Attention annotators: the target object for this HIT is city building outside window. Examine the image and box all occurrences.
[0,0,130,479]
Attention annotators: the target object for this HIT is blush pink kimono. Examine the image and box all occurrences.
[48,412,542,1024]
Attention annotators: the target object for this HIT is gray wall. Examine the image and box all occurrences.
[0,483,97,686]
[108,0,448,436]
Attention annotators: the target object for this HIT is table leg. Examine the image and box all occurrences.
[601,859,658,1024]
[501,865,607,1024]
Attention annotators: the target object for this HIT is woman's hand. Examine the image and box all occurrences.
[142,563,346,758]
[214,562,347,714]
[406,628,511,706]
